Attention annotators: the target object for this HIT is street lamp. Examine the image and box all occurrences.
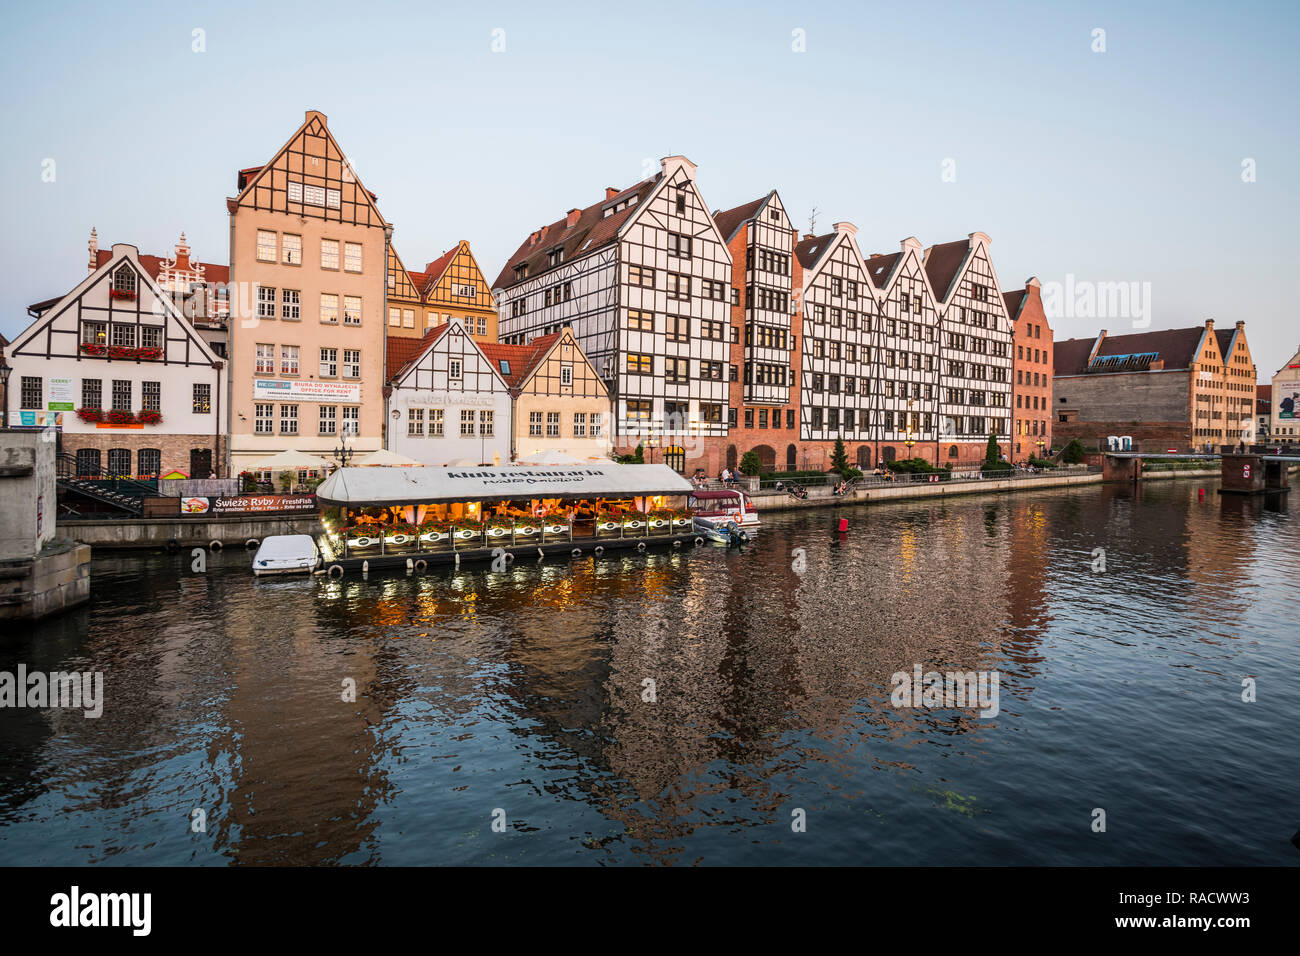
[647,436,658,465]
[333,434,355,469]
[0,350,10,430]
[1036,438,1045,459]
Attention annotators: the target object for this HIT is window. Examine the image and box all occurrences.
[669,232,692,258]
[591,412,603,437]
[476,316,488,336]
[545,412,560,437]
[81,378,102,409]
[281,289,301,321]
[138,448,161,477]
[258,286,277,319]
[344,242,362,273]
[255,343,275,374]
[288,181,304,203]
[20,376,42,409]
[667,272,690,300]
[282,234,301,265]
[319,405,337,435]
[320,347,337,377]
[700,403,723,424]
[627,353,652,374]
[449,359,462,380]
[111,324,137,347]
[744,408,754,429]
[111,265,137,297]
[666,314,689,342]
[320,239,340,270]
[400,308,414,329]
[344,297,362,325]
[343,349,360,378]
[702,320,724,340]
[142,381,161,412]
[280,404,298,435]
[256,230,277,262]
[702,361,724,381]
[106,448,131,477]
[529,411,543,437]
[786,410,795,429]
[478,410,494,436]
[665,357,689,384]
[81,321,106,345]
[626,400,652,421]
[730,364,738,382]
[547,246,564,266]
[408,407,424,436]
[280,345,299,375]
[111,379,131,411]
[320,293,339,325]
[573,412,587,437]
[702,279,726,301]
[326,188,341,209]
[628,309,654,331]
[460,409,475,436]
[141,326,162,350]
[676,193,687,215]
[561,364,573,386]
[427,408,443,437]
[389,308,401,328]
[628,264,654,287]
[193,384,211,414]
[255,403,274,434]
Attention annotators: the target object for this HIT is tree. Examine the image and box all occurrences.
[830,438,849,476]
[738,450,761,475]
[984,431,1000,466]
[1062,438,1085,464]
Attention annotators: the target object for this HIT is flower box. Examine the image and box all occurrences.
[623,519,644,530]
[597,521,620,533]
[418,531,448,544]
[673,516,694,528]
[136,410,163,426]
[79,343,107,357]
[75,407,104,424]
[485,526,510,539]
[514,525,539,536]
[109,289,136,301]
[454,528,480,540]
[384,534,413,546]
[544,523,570,535]
[104,410,136,425]
[348,533,380,548]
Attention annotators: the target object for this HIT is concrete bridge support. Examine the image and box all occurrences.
[1102,455,1142,483]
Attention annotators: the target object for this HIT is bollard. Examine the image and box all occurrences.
[837,518,849,533]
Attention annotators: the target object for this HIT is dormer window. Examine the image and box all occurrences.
[514,263,529,280]
[499,359,511,376]
[111,265,137,300]
[548,246,564,266]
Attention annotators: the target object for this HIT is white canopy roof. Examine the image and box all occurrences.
[516,450,584,465]
[355,448,421,467]
[316,462,693,507]
[250,450,333,470]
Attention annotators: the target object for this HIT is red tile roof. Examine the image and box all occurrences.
[95,249,229,285]
[713,195,768,244]
[385,324,448,381]
[479,332,562,390]
[493,179,659,289]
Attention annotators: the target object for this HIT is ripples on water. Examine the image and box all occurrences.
[1,479,1297,865]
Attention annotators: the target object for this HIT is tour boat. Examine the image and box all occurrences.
[253,534,321,576]
[310,462,705,576]
[687,489,760,529]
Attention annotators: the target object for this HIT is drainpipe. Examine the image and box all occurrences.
[382,223,394,451]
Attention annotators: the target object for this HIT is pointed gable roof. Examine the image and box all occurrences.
[479,334,560,390]
[386,323,448,381]
[794,231,836,271]
[713,194,770,244]
[493,178,659,289]
[93,248,228,285]
[864,252,902,290]
[1003,288,1027,322]
[1054,327,1209,376]
[922,238,972,302]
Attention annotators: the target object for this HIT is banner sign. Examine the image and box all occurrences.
[1276,380,1299,420]
[253,379,361,403]
[178,494,317,516]
[47,377,75,411]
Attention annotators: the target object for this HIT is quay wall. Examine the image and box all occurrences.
[64,514,322,550]
[751,472,1105,513]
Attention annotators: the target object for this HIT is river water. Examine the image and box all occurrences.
[1,478,1297,866]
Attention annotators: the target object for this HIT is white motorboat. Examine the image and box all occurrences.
[252,534,321,576]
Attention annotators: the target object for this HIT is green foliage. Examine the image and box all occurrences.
[612,443,645,464]
[984,431,1000,466]
[738,451,762,476]
[1027,457,1057,469]
[830,438,850,476]
[277,469,297,492]
[885,457,950,475]
[1062,438,1085,464]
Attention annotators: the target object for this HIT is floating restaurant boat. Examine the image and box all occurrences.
[312,462,702,575]
[686,489,761,529]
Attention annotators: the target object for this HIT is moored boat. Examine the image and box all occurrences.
[687,489,760,529]
[252,534,321,576]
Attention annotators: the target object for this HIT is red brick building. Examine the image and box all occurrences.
[1004,277,1054,460]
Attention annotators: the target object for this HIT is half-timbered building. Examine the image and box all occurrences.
[7,243,227,478]
[385,320,512,467]
[494,156,732,466]
[480,328,611,462]
[387,240,498,343]
[226,111,390,475]
[926,234,1014,464]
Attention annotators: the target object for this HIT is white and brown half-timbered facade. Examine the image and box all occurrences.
[494,156,733,457]
[385,320,513,466]
[7,243,227,477]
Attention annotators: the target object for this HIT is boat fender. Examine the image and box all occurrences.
[453,552,460,568]
[209,539,223,552]
[594,546,604,556]
[245,538,260,549]
[636,542,646,552]
[694,536,704,546]
[406,558,414,573]
[673,540,681,548]
[414,559,427,572]
[165,538,179,552]
[571,548,582,557]
[328,564,344,579]
[505,552,515,564]
[362,560,369,575]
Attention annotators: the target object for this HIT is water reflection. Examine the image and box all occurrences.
[1,479,1296,865]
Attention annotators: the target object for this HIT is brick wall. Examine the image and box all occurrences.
[58,432,226,477]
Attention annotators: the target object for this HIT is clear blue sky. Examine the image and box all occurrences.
[2,0,1297,379]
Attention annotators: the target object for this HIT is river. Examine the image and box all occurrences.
[1,478,1297,865]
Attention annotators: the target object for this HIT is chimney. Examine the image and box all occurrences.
[88,226,98,272]
[566,208,581,228]
[605,186,620,200]
[528,229,540,247]
[1205,318,1215,329]
[1235,320,1244,330]
[900,236,922,256]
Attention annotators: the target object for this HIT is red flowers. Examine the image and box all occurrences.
[104,409,135,425]
[75,407,104,423]
[136,410,163,425]
[79,343,163,361]
[109,289,136,300]
[75,407,163,426]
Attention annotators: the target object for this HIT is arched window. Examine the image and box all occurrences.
[948,445,960,459]
[882,446,897,463]
[752,444,776,472]
[786,444,797,471]
[76,448,101,477]
[856,446,871,468]
[664,445,685,474]
[138,448,161,477]
[112,264,137,297]
[106,448,131,477]
[725,444,737,471]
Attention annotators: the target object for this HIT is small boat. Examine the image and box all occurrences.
[693,514,750,547]
[253,534,321,576]
[687,489,760,529]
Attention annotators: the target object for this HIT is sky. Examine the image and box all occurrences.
[2,0,1297,380]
